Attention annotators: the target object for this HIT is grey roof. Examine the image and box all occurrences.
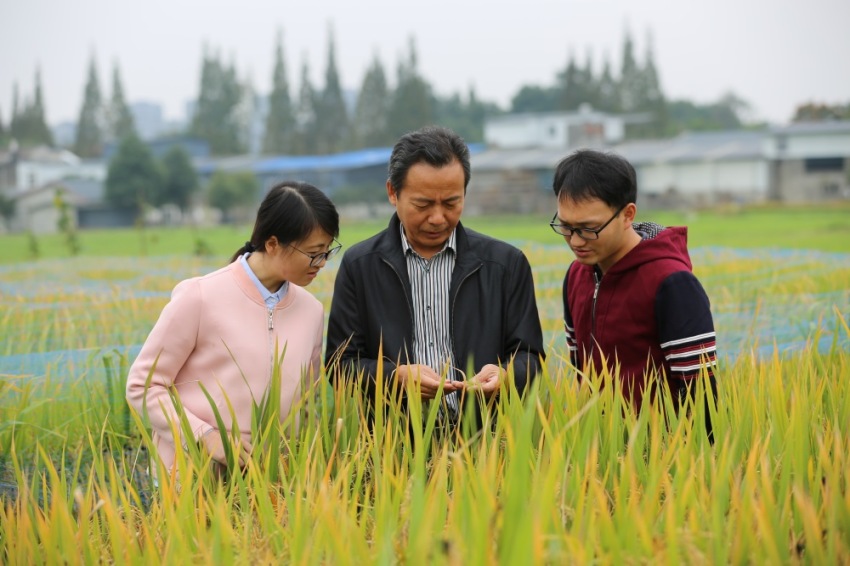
[472,147,570,171]
[613,130,766,164]
[770,120,850,135]
[472,129,769,171]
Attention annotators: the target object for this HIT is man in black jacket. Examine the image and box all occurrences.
[325,126,544,424]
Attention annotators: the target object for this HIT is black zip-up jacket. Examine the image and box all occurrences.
[325,214,545,402]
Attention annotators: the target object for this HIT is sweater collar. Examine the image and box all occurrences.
[229,261,297,309]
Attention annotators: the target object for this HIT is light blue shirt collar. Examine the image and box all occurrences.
[239,253,288,308]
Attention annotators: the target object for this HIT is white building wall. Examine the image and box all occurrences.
[15,189,64,234]
[638,164,676,193]
[764,131,850,159]
[781,133,850,158]
[714,161,767,193]
[17,162,72,190]
[485,116,566,148]
[485,111,626,149]
[15,160,106,192]
[637,158,767,199]
[602,118,624,143]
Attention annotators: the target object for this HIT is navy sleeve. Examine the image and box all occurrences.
[656,270,718,442]
[655,271,717,380]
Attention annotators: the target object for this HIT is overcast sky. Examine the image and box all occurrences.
[2,0,849,128]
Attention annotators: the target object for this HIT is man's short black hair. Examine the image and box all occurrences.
[553,149,637,208]
[387,126,471,194]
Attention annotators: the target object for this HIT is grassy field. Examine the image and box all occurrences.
[1,205,849,563]
[1,203,850,264]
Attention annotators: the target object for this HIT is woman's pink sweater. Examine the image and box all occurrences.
[126,261,324,471]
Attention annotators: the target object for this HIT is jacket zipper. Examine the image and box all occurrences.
[268,306,275,386]
[591,270,601,340]
[450,265,483,377]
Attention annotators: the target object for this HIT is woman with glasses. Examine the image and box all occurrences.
[126,181,341,478]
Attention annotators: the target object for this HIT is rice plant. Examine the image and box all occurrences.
[1,246,848,563]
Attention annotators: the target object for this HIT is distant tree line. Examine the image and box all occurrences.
[3,28,850,159]
[0,69,53,148]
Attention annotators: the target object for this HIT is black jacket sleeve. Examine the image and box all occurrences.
[501,249,545,395]
[324,257,396,397]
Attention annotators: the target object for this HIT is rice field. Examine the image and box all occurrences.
[1,228,849,563]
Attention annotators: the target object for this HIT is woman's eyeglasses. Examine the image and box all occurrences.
[289,240,343,267]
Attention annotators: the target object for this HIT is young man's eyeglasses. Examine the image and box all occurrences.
[289,240,343,267]
[549,205,626,240]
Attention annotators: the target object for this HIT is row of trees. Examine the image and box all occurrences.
[7,29,850,159]
[187,29,677,156]
[189,32,499,156]
[104,135,258,221]
[0,71,53,148]
[0,61,138,158]
[105,138,197,213]
[74,61,137,157]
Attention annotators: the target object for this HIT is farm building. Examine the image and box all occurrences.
[468,115,850,213]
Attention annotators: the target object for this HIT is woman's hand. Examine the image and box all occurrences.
[200,430,253,468]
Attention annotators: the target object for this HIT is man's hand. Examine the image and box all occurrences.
[200,430,253,468]
[467,364,505,397]
[394,364,464,400]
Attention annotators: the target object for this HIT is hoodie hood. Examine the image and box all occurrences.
[606,223,692,276]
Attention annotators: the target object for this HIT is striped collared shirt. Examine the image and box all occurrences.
[399,223,460,418]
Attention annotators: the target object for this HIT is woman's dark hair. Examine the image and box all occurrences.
[552,149,637,209]
[229,181,339,263]
[387,126,471,194]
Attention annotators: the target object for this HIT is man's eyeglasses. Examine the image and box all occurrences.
[289,240,342,267]
[549,205,626,240]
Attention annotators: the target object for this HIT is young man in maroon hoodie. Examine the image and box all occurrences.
[550,149,717,435]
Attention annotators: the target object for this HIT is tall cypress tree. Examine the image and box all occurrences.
[30,68,53,146]
[618,30,641,113]
[0,105,6,142]
[352,53,391,148]
[160,145,199,212]
[315,28,349,154]
[294,56,317,155]
[9,84,21,141]
[262,30,296,155]
[558,50,599,111]
[596,56,619,112]
[74,56,105,157]
[464,86,501,142]
[387,37,433,139]
[108,64,136,141]
[558,53,582,110]
[638,34,668,137]
[7,71,54,147]
[190,48,244,155]
[579,52,599,109]
[105,133,163,213]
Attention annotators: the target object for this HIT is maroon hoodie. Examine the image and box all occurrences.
[562,223,717,408]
